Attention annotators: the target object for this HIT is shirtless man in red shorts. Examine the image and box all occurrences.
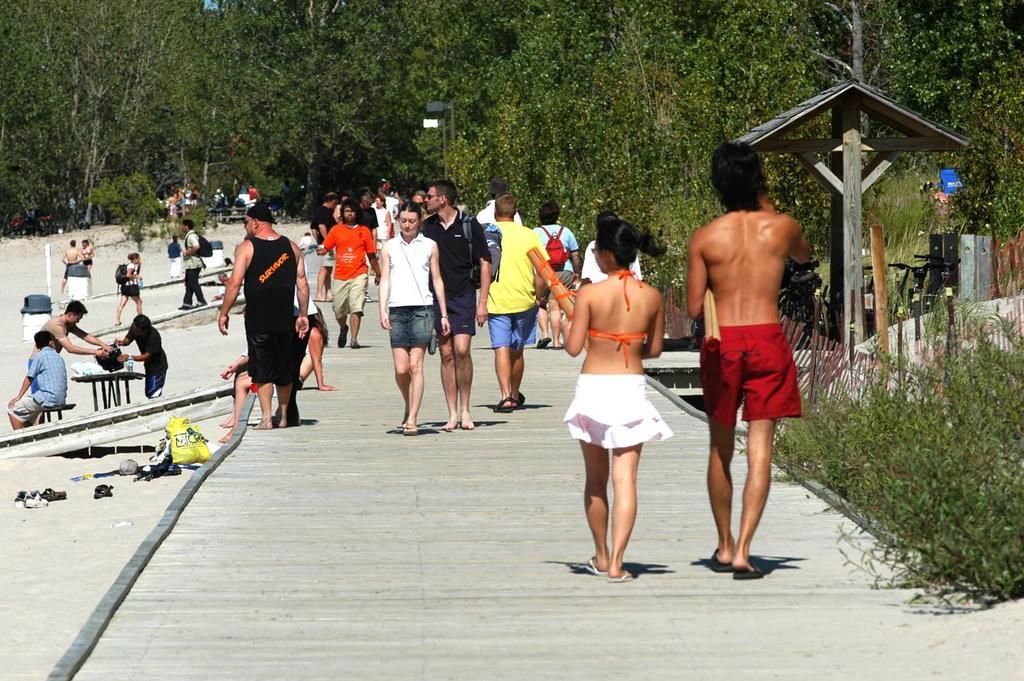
[686,141,812,579]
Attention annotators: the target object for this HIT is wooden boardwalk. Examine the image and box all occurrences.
[71,319,1005,680]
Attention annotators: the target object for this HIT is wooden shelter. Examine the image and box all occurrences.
[736,80,969,342]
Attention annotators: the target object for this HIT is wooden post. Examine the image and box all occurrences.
[870,224,890,353]
[842,96,865,344]
[829,108,845,338]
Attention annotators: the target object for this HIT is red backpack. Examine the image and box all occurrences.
[541,226,569,271]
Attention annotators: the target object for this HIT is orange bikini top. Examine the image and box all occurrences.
[587,270,646,366]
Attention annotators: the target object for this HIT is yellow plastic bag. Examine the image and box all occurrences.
[166,416,211,464]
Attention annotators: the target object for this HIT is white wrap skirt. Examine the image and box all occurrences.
[564,374,673,449]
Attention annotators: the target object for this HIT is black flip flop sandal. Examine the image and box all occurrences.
[732,564,764,580]
[516,392,526,409]
[93,484,113,499]
[40,488,67,502]
[494,396,518,413]
[708,549,735,573]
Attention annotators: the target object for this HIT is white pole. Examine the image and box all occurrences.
[45,244,52,300]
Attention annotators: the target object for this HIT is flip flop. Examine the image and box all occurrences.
[402,423,419,436]
[732,564,765,580]
[708,549,735,573]
[40,488,67,502]
[494,396,518,413]
[584,557,607,576]
[93,484,113,499]
[516,392,526,409]
[536,337,551,349]
[607,573,634,583]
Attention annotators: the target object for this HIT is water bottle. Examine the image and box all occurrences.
[126,356,134,373]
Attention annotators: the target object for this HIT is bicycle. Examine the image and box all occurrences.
[778,258,830,345]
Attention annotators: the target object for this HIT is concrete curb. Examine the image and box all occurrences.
[47,392,256,681]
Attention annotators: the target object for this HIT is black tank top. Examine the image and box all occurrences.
[243,235,297,334]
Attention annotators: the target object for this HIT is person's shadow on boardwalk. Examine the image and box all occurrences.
[547,560,675,579]
[691,555,805,575]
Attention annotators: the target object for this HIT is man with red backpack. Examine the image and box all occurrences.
[532,200,581,349]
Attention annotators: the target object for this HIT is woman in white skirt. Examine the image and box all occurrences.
[563,212,671,582]
[378,201,449,435]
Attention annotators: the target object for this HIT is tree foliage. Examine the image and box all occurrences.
[2,0,1024,274]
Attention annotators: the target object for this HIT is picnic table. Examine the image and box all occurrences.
[71,371,146,411]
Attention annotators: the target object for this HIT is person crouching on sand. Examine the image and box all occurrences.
[562,212,672,582]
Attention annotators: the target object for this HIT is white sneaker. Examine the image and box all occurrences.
[23,491,48,509]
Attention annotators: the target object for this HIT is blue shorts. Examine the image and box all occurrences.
[145,373,166,398]
[389,305,434,348]
[434,291,477,337]
[488,307,539,350]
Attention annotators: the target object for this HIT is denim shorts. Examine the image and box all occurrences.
[488,306,539,349]
[390,305,434,348]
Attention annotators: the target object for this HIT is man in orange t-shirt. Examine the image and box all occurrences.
[317,198,381,349]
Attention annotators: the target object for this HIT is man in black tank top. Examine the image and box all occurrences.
[219,204,310,429]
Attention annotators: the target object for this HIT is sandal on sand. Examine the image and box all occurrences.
[708,549,735,573]
[402,423,418,436]
[494,396,518,413]
[516,392,526,409]
[93,484,113,499]
[536,337,551,349]
[40,488,66,502]
[607,573,634,583]
[732,564,765,580]
[584,557,607,576]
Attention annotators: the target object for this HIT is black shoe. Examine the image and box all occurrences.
[178,304,192,311]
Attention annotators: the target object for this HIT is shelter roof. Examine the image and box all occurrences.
[736,80,970,152]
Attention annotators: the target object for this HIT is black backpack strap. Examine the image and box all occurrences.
[462,214,475,264]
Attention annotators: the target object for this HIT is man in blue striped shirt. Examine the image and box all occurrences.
[8,331,67,429]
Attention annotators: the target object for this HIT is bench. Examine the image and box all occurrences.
[40,403,76,423]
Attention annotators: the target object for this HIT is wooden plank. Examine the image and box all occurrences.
[870,224,890,353]
[843,95,865,344]
[861,150,902,193]
[791,152,843,196]
[960,234,993,301]
[758,137,962,154]
[0,384,231,455]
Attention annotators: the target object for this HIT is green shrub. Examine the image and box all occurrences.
[776,326,1024,604]
[88,173,164,248]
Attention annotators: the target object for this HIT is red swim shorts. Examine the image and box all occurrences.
[700,323,801,428]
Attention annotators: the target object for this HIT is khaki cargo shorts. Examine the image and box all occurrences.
[331,273,369,318]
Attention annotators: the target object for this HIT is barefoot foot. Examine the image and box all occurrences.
[459,412,475,430]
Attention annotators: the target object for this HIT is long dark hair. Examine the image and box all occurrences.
[595,211,665,268]
[711,141,767,212]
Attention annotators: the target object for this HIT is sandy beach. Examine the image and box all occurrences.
[0,219,312,679]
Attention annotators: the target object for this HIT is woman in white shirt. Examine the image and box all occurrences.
[378,202,450,436]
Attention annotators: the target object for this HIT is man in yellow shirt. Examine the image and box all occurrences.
[486,193,548,413]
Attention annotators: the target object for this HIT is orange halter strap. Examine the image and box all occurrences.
[615,269,641,310]
[587,329,647,367]
[586,269,646,366]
